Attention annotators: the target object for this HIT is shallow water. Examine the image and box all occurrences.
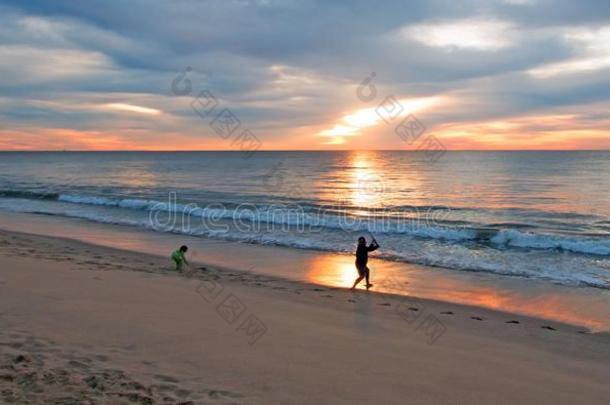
[2,210,609,331]
[0,151,609,288]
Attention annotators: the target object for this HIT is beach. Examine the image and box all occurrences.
[1,151,610,404]
[1,225,609,404]
[4,0,610,402]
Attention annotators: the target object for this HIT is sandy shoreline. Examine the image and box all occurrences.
[1,228,610,404]
[2,210,609,333]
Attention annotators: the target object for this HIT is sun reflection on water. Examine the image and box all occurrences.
[306,254,358,287]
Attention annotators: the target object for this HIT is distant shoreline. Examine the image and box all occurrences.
[2,149,610,153]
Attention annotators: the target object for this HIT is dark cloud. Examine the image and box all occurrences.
[0,0,609,148]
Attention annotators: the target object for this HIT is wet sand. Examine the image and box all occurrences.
[1,228,609,404]
[1,210,609,332]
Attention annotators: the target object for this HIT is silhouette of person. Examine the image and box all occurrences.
[351,236,379,290]
[171,245,189,271]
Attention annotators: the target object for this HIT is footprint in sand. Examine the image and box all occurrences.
[207,389,242,399]
[471,316,484,321]
[440,311,454,315]
[577,330,590,334]
[408,307,419,312]
[541,325,556,331]
[13,354,30,364]
[348,299,357,303]
[154,374,180,384]
[67,359,90,370]
[505,320,520,324]
[111,392,155,403]
[378,303,391,306]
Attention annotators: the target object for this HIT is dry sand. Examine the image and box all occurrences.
[0,229,609,404]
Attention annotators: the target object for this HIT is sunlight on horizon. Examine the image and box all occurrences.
[317,96,443,146]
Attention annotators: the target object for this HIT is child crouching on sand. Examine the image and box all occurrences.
[171,245,189,271]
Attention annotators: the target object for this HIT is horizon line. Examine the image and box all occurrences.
[1,149,609,153]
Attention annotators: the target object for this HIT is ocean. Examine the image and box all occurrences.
[1,151,609,289]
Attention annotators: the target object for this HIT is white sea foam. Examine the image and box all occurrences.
[491,229,610,256]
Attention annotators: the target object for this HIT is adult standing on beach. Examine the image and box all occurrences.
[351,236,379,290]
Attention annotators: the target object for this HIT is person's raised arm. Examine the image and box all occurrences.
[368,240,379,251]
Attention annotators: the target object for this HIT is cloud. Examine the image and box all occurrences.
[0,0,609,150]
[0,45,115,86]
[317,96,445,145]
[402,18,515,51]
[104,103,162,115]
[502,0,535,5]
[529,25,610,77]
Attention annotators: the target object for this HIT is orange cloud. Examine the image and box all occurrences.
[432,113,610,150]
[0,128,231,151]
[1,108,609,151]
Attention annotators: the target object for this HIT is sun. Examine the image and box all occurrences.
[316,96,444,146]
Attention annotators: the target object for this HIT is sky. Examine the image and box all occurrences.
[0,0,609,151]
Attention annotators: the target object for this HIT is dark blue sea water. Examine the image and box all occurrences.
[0,151,609,288]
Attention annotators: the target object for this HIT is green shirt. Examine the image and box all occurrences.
[171,250,185,262]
